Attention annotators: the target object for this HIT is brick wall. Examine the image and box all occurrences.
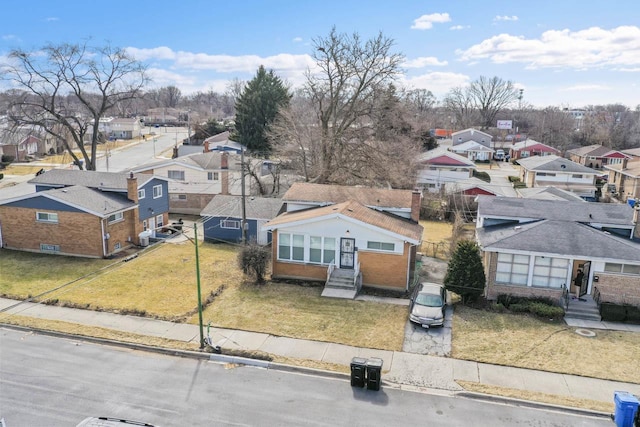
[594,273,640,306]
[0,206,105,257]
[104,209,138,254]
[359,244,410,290]
[169,193,215,215]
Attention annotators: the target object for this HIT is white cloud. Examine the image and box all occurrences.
[45,17,59,22]
[457,25,640,69]
[293,37,303,43]
[401,71,470,95]
[411,13,451,30]
[561,84,610,92]
[450,25,470,31]
[404,57,448,68]
[615,67,640,72]
[494,15,518,21]
[2,34,18,41]
[126,46,177,61]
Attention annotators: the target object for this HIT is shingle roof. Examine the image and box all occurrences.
[477,195,633,225]
[445,177,511,197]
[451,140,494,152]
[201,195,283,220]
[516,186,586,202]
[567,144,627,158]
[282,183,414,210]
[265,200,423,243]
[130,151,242,172]
[28,169,151,190]
[517,155,598,174]
[477,220,640,262]
[419,148,476,167]
[1,185,134,216]
[511,139,559,152]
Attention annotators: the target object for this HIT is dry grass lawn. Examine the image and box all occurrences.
[0,243,407,350]
[453,305,640,384]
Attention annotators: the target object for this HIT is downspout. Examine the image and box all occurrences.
[101,218,107,257]
[406,242,416,291]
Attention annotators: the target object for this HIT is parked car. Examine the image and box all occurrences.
[495,149,505,160]
[76,417,157,427]
[408,282,446,328]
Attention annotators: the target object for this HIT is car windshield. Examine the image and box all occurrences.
[415,293,443,307]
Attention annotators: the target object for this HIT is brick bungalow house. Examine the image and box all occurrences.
[264,183,423,298]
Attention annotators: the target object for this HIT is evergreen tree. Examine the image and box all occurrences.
[235,65,290,155]
[444,240,486,304]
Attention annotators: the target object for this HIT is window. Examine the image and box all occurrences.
[572,174,583,179]
[156,214,164,227]
[170,194,188,200]
[496,253,530,285]
[278,233,304,261]
[40,243,60,252]
[221,219,240,229]
[605,263,640,275]
[536,172,556,177]
[208,172,219,181]
[108,212,124,224]
[309,236,336,264]
[168,170,185,180]
[114,242,121,250]
[531,256,568,288]
[153,185,162,199]
[367,241,395,251]
[138,189,145,199]
[36,212,58,223]
[143,220,147,231]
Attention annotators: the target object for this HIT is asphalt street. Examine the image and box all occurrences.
[0,328,612,427]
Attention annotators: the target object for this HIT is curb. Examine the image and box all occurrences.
[456,391,612,419]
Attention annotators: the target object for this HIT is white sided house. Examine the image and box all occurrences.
[417,148,476,193]
[517,155,599,200]
[264,200,423,298]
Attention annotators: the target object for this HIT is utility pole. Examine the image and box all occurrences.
[240,146,247,245]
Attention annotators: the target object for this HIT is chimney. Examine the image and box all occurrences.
[204,140,209,153]
[411,189,422,222]
[172,146,178,159]
[127,172,138,203]
[221,152,229,169]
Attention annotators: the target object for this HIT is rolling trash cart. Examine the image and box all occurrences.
[365,358,384,391]
[612,391,640,427]
[350,357,367,388]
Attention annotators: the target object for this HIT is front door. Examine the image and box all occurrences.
[149,217,156,238]
[340,238,355,269]
[580,261,591,297]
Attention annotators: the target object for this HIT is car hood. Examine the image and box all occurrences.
[411,304,443,319]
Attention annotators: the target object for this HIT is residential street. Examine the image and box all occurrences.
[0,328,612,427]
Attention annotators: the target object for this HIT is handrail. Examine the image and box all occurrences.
[353,262,361,288]
[326,260,335,283]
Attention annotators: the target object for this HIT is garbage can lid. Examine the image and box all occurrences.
[351,357,368,364]
[615,391,640,404]
[366,357,384,368]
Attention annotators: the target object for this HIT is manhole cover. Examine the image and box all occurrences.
[575,328,596,338]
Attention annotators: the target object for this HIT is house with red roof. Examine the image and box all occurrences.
[566,144,629,169]
[509,139,560,160]
[416,148,476,193]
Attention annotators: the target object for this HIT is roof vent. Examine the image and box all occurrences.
[514,226,521,230]
[561,164,566,169]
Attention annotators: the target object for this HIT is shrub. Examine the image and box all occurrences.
[600,302,626,322]
[508,176,521,183]
[473,171,491,183]
[624,305,640,324]
[238,243,271,285]
[508,303,530,313]
[528,302,564,319]
[0,173,3,180]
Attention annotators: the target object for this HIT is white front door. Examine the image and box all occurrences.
[149,217,156,238]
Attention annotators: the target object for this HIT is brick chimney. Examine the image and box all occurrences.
[204,140,209,153]
[411,189,422,222]
[127,172,138,203]
[221,152,229,169]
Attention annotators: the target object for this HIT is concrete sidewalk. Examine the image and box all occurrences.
[1,297,639,405]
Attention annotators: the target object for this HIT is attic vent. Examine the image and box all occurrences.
[561,164,566,169]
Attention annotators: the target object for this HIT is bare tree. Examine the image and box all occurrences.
[305,27,404,183]
[3,42,147,170]
[160,85,182,108]
[442,86,478,129]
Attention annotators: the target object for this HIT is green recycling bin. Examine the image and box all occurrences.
[350,357,367,388]
[366,357,384,391]
[613,391,639,427]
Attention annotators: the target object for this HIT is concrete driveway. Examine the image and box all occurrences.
[402,305,453,357]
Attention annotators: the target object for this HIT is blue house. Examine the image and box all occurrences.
[201,195,282,244]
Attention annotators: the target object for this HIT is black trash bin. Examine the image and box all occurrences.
[366,357,384,391]
[350,357,367,388]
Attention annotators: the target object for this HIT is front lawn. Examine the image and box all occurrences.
[452,305,640,384]
[0,244,407,350]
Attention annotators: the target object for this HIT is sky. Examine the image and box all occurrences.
[1,0,639,109]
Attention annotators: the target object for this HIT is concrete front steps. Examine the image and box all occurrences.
[321,268,361,299]
[564,294,601,321]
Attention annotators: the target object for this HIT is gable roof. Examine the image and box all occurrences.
[283,183,414,210]
[451,141,494,153]
[516,186,586,202]
[445,177,511,197]
[477,195,633,225]
[566,144,629,159]
[130,151,242,173]
[201,195,283,220]
[477,219,640,262]
[510,139,560,153]
[0,185,135,216]
[419,148,476,167]
[265,200,423,243]
[451,128,492,140]
[517,155,598,174]
[28,169,160,190]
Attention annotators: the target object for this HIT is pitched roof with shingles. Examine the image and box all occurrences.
[445,177,510,197]
[130,151,242,172]
[477,220,640,262]
[511,139,560,152]
[282,183,414,210]
[477,195,633,225]
[419,148,476,167]
[516,186,586,202]
[265,200,423,243]
[28,169,154,190]
[517,155,598,174]
[201,195,283,220]
[0,185,134,216]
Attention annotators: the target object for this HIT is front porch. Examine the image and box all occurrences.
[321,263,362,299]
